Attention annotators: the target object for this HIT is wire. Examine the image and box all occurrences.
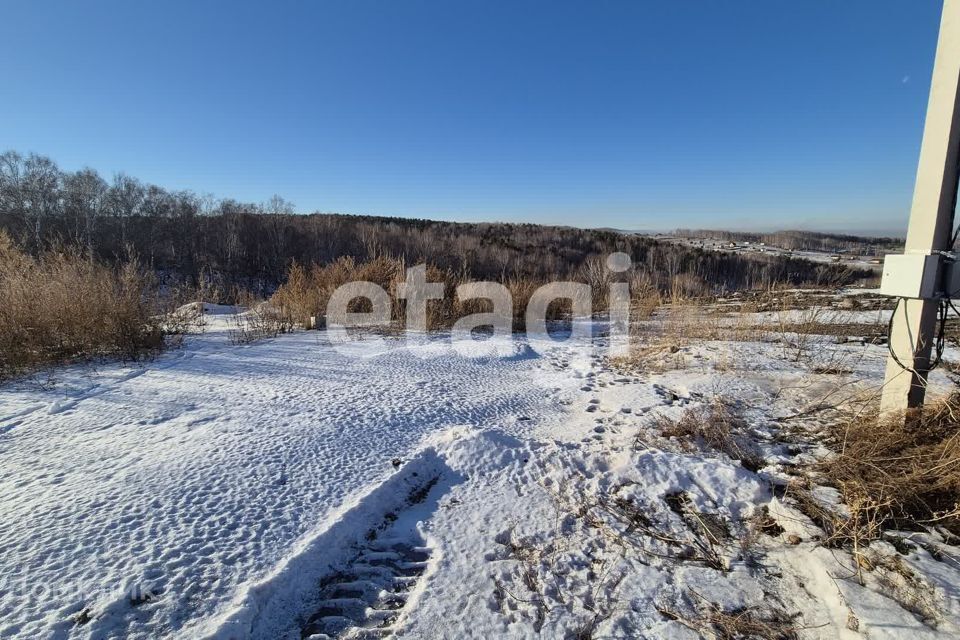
[949,298,960,319]
[887,297,917,374]
[932,298,948,370]
[887,153,960,374]
[887,296,952,374]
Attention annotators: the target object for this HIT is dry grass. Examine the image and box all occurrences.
[787,483,944,618]
[769,303,885,367]
[866,549,942,625]
[651,399,766,472]
[546,472,739,572]
[697,602,799,640]
[615,297,859,375]
[271,256,652,332]
[613,342,687,373]
[658,590,799,640]
[0,232,172,380]
[489,527,624,635]
[819,393,960,537]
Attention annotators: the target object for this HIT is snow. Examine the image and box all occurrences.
[1,309,959,638]
[0,314,566,639]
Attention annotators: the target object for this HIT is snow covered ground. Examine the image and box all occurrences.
[1,307,958,639]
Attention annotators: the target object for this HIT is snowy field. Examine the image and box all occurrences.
[1,304,959,639]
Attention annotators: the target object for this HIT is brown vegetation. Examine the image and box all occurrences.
[270,255,624,331]
[226,295,294,346]
[0,231,176,380]
[650,400,766,472]
[658,590,799,640]
[819,393,960,536]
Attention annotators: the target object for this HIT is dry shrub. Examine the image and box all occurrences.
[272,257,794,337]
[0,232,169,380]
[669,305,764,343]
[652,400,765,472]
[355,254,406,292]
[790,483,945,613]
[272,256,405,329]
[272,258,608,333]
[615,299,764,374]
[419,263,459,330]
[228,290,293,345]
[819,393,960,535]
[269,261,315,327]
[494,277,537,330]
[787,483,889,571]
[699,603,798,640]
[630,272,660,319]
[775,306,835,363]
[626,296,883,356]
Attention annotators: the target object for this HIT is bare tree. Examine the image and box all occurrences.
[63,168,107,254]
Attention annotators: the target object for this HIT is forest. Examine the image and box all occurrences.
[0,151,873,298]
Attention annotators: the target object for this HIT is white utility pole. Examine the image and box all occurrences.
[880,0,960,413]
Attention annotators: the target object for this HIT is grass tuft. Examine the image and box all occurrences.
[820,393,960,536]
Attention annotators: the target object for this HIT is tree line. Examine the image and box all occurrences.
[0,151,873,297]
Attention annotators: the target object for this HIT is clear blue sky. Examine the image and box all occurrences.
[0,1,945,235]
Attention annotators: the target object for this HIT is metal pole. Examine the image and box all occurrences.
[880,0,960,414]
